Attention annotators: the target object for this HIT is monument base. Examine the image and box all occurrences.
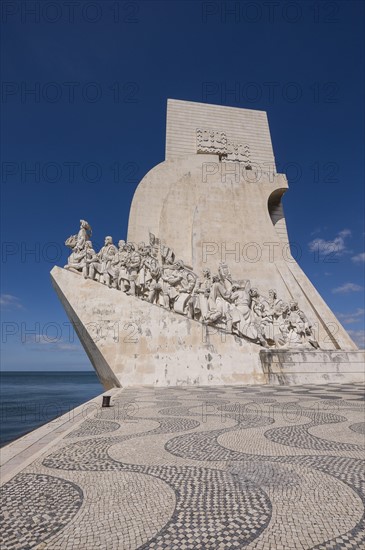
[260,349,365,385]
[51,267,364,388]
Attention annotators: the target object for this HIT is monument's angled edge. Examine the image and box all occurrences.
[52,99,363,389]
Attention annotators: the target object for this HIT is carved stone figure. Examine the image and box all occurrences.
[287,301,307,346]
[193,268,212,320]
[229,281,259,342]
[248,288,276,345]
[275,302,291,347]
[64,243,85,274]
[126,244,142,296]
[267,289,283,317]
[146,253,163,305]
[218,261,233,292]
[298,308,319,349]
[82,240,98,279]
[109,240,129,291]
[160,260,184,311]
[174,261,197,318]
[77,220,92,249]
[136,243,160,300]
[204,275,232,330]
[89,236,117,287]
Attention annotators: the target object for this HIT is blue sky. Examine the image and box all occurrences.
[1,0,364,371]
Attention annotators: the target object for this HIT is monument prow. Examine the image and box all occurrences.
[52,100,363,388]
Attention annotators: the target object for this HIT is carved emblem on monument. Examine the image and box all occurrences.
[196,128,227,155]
[225,140,251,166]
[196,128,251,167]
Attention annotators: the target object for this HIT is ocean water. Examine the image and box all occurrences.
[0,371,103,447]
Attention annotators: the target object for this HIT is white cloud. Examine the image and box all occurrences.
[57,343,82,352]
[347,330,365,349]
[351,252,365,263]
[308,229,352,256]
[310,227,322,236]
[33,342,82,353]
[0,294,23,309]
[25,334,82,352]
[332,282,363,294]
[337,308,365,324]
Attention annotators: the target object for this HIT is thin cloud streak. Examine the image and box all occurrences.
[352,252,365,263]
[332,282,363,294]
[337,308,365,324]
[308,229,352,256]
[0,294,24,310]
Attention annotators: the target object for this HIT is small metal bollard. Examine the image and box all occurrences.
[102,395,111,408]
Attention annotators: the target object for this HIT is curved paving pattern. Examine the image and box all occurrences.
[263,411,363,451]
[65,419,121,438]
[165,414,275,461]
[349,422,365,435]
[0,473,83,549]
[1,383,364,549]
[138,470,272,549]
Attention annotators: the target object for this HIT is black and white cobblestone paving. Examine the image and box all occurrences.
[0,383,364,549]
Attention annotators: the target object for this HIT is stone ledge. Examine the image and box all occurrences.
[0,388,121,486]
[260,349,365,385]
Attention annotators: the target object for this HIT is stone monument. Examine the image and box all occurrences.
[51,100,364,388]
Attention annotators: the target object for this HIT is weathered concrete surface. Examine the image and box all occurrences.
[51,267,364,390]
[127,152,356,351]
[165,99,276,166]
[261,349,365,385]
[128,154,291,291]
[51,266,266,388]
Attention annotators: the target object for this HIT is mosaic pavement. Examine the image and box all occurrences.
[1,383,365,549]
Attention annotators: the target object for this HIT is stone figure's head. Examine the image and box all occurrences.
[65,235,77,249]
[269,289,277,299]
[85,240,92,249]
[212,275,220,283]
[80,220,91,231]
[250,288,259,297]
[281,302,289,314]
[175,260,184,270]
[118,240,125,249]
[290,300,298,311]
[105,236,113,245]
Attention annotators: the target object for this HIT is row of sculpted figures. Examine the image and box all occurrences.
[64,220,319,349]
